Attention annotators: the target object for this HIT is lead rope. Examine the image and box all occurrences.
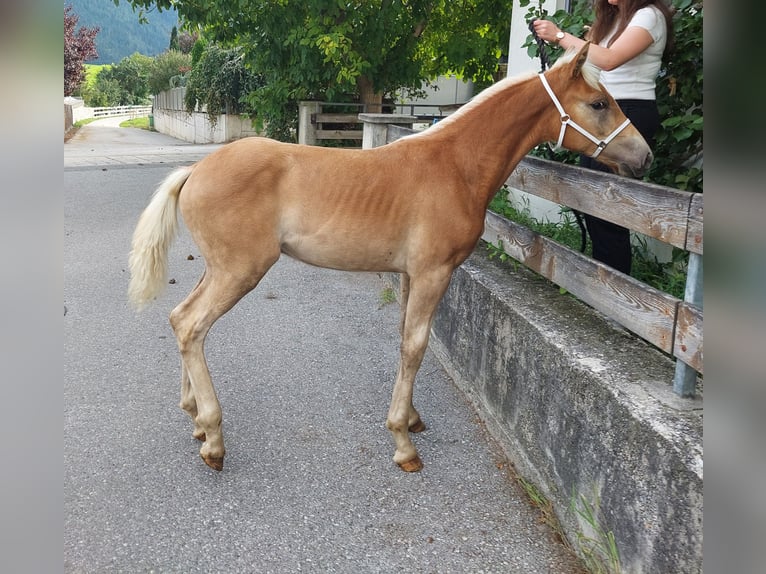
[528,18,588,252]
[527,18,550,72]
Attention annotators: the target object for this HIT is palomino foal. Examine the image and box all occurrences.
[129,43,651,472]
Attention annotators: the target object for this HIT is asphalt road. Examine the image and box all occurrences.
[64,119,582,573]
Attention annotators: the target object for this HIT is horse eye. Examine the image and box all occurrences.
[591,100,608,111]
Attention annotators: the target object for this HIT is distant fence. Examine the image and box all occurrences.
[363,118,703,397]
[65,98,152,133]
[298,101,463,147]
[91,105,153,118]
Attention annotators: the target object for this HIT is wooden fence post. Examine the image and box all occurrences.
[298,101,321,145]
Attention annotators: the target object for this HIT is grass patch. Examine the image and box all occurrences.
[571,489,622,574]
[119,116,153,130]
[379,286,398,307]
[506,463,623,574]
[73,117,100,128]
[83,63,110,90]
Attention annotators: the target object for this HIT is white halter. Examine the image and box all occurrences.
[538,72,632,159]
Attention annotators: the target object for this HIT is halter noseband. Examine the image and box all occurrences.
[538,72,631,159]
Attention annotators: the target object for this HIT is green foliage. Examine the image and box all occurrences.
[80,52,152,105]
[169,26,179,51]
[184,44,264,127]
[519,0,703,193]
[121,0,514,141]
[571,489,622,574]
[147,49,192,94]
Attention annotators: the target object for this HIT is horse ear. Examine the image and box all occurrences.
[572,41,591,78]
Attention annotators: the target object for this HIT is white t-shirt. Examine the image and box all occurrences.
[599,5,667,100]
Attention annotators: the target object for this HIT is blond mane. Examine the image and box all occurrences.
[420,47,601,136]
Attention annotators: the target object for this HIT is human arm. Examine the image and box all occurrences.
[531,18,653,71]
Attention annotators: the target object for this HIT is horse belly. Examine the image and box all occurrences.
[280,225,406,272]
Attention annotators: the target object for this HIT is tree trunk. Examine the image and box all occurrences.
[357,76,383,114]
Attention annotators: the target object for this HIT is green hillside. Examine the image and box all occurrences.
[66,0,178,64]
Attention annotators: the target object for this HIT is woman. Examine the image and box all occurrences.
[533,0,674,274]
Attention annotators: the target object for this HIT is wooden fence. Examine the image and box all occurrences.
[382,123,703,397]
[298,101,460,146]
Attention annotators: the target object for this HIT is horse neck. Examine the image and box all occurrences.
[427,73,554,205]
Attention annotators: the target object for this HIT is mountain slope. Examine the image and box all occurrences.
[66,0,179,64]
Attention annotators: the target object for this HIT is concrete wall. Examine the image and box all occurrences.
[152,88,263,143]
[153,108,261,144]
[419,252,703,573]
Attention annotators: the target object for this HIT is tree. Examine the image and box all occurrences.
[169,25,179,51]
[184,43,264,127]
[147,49,192,94]
[64,4,99,95]
[120,0,512,138]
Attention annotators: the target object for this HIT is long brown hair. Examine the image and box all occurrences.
[587,0,675,58]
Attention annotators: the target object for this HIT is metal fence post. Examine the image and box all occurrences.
[673,252,703,396]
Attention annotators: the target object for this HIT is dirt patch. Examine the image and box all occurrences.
[64,126,80,143]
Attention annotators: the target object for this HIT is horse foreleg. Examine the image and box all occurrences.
[386,269,452,472]
[397,273,426,433]
[398,273,410,337]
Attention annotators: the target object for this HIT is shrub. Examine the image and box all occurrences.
[184,44,263,126]
[147,50,192,95]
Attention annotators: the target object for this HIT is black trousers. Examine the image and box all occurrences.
[579,99,660,274]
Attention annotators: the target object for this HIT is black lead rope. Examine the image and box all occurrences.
[527,18,550,72]
[528,17,589,253]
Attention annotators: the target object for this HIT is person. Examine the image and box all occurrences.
[533,0,674,274]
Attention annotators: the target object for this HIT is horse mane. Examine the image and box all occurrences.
[415,48,601,137]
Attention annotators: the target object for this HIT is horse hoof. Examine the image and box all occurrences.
[201,453,224,471]
[408,420,427,433]
[397,455,423,473]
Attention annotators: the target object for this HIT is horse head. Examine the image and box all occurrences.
[544,42,653,178]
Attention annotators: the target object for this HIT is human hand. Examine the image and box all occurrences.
[532,19,562,44]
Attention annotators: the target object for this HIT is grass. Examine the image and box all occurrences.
[379,285,398,307]
[83,64,110,90]
[119,116,153,130]
[73,117,101,128]
[506,463,622,574]
[570,489,622,574]
[487,186,688,299]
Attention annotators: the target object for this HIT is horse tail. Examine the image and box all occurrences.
[128,165,194,309]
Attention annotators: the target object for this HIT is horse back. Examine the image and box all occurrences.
[179,137,484,273]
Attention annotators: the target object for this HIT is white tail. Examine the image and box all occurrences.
[128,166,193,309]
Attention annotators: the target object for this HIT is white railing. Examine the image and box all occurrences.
[91,105,152,118]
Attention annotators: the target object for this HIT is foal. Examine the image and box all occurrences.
[129,43,651,472]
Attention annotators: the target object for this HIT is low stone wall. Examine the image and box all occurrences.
[420,251,703,573]
[152,108,261,144]
[361,112,702,571]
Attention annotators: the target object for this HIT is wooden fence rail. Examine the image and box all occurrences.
[383,123,703,396]
[299,102,459,146]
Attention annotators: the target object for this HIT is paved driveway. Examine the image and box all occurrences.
[64,120,582,573]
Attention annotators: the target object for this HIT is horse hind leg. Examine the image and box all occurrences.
[179,361,206,441]
[169,261,275,471]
